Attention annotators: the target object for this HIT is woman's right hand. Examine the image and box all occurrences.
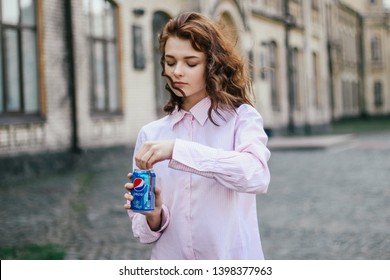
[123,173,163,231]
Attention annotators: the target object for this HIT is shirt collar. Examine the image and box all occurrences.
[170,97,211,128]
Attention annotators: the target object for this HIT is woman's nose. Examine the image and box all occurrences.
[173,63,184,76]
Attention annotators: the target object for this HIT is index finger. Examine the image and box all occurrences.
[124,182,134,191]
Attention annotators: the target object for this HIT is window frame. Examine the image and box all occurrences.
[152,11,171,117]
[370,35,382,65]
[0,0,44,123]
[269,41,281,111]
[374,81,383,108]
[85,0,122,116]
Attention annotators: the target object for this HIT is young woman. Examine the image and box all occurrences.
[124,12,271,259]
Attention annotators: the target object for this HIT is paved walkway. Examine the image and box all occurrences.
[267,134,354,150]
[1,132,389,259]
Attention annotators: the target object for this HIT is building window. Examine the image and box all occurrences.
[374,81,383,108]
[342,80,359,114]
[290,48,301,110]
[153,11,170,117]
[269,41,280,110]
[352,81,359,110]
[84,0,120,114]
[0,0,40,115]
[132,25,145,70]
[370,35,382,64]
[342,80,350,113]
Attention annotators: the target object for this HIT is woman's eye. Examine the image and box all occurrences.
[166,61,197,67]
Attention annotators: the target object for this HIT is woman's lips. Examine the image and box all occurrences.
[173,82,187,88]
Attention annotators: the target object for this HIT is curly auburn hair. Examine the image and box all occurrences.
[159,12,254,125]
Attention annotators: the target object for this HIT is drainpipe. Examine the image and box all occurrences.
[357,13,366,117]
[64,0,81,154]
[284,0,295,134]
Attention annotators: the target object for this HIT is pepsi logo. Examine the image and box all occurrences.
[133,178,145,191]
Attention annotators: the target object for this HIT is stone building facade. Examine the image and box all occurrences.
[327,0,390,119]
[0,0,389,157]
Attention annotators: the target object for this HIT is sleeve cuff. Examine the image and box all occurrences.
[128,204,170,244]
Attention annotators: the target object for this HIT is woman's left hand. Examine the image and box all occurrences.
[135,140,175,170]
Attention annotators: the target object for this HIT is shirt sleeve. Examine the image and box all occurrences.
[168,105,271,194]
[127,128,170,243]
[127,205,170,244]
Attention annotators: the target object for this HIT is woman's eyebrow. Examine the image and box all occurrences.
[165,54,201,59]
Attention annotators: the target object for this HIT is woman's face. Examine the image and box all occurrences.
[164,36,207,110]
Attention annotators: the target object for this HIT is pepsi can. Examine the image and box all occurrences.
[130,169,156,212]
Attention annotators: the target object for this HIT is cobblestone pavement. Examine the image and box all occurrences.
[1,132,389,260]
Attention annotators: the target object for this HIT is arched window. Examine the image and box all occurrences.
[84,0,120,114]
[152,11,170,117]
[0,0,40,115]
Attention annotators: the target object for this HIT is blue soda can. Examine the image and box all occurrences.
[130,169,156,212]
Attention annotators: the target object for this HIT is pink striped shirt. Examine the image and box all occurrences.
[128,97,271,259]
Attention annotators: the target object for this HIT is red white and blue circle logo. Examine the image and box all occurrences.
[133,178,145,191]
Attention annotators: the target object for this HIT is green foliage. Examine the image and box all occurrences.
[332,117,390,134]
[0,244,65,260]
